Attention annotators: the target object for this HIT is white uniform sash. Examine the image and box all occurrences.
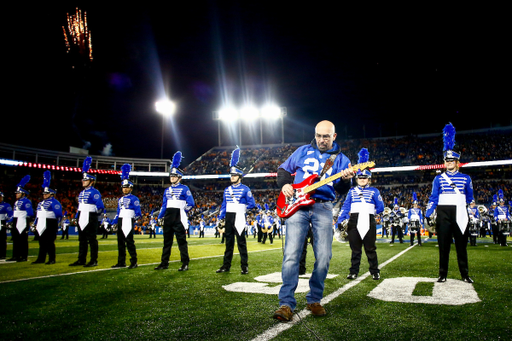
[496,207,507,220]
[166,199,188,229]
[14,210,28,234]
[0,214,5,231]
[78,203,97,231]
[36,209,55,235]
[350,202,374,239]
[119,208,135,238]
[226,203,247,235]
[439,173,468,233]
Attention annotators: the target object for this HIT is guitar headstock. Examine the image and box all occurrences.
[351,161,375,172]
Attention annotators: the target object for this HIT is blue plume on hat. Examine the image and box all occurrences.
[230,146,240,167]
[358,148,369,164]
[265,203,269,211]
[412,192,418,204]
[18,175,30,188]
[172,151,183,169]
[43,170,51,188]
[498,189,504,201]
[394,197,398,207]
[82,156,92,173]
[121,164,131,181]
[493,194,498,204]
[443,123,456,152]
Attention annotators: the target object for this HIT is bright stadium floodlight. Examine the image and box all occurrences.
[261,105,282,120]
[218,107,239,121]
[155,99,176,159]
[240,106,260,121]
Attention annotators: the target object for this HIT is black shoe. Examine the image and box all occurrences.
[372,273,381,280]
[69,260,86,266]
[6,258,17,262]
[17,258,27,262]
[45,260,56,265]
[128,263,138,269]
[347,273,357,280]
[84,261,98,268]
[241,267,249,275]
[178,264,188,271]
[462,276,474,283]
[154,263,169,270]
[216,267,230,273]
[111,264,126,268]
[437,276,447,283]
[31,260,45,264]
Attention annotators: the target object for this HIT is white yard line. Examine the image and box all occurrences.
[251,243,417,341]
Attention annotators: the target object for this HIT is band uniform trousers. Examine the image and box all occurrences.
[78,213,99,263]
[161,208,189,266]
[347,213,379,275]
[391,224,403,243]
[436,205,469,278]
[222,212,248,269]
[117,218,137,265]
[35,219,58,262]
[61,226,69,239]
[11,218,29,260]
[0,222,7,258]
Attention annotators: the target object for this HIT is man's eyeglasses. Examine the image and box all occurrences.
[315,133,332,140]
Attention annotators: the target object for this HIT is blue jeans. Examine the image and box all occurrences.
[279,202,333,311]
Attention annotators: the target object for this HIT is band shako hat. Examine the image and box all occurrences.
[169,151,184,177]
[42,170,56,194]
[498,189,505,203]
[120,163,133,188]
[229,146,243,176]
[412,192,418,205]
[442,122,461,161]
[16,175,31,195]
[355,148,371,178]
[82,156,96,180]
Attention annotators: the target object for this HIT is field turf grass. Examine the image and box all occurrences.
[1,235,511,341]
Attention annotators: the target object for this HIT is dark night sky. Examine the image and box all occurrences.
[4,2,509,166]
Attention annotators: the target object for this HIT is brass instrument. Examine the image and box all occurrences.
[217,219,225,234]
[334,219,348,243]
[477,205,488,215]
[424,211,437,234]
[383,207,391,215]
[261,222,273,234]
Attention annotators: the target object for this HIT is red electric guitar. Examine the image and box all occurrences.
[276,161,375,218]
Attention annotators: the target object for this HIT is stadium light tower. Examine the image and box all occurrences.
[212,105,286,146]
[155,99,176,159]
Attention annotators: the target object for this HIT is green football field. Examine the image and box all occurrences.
[1,235,511,341]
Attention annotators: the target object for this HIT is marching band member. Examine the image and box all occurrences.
[111,164,141,269]
[149,211,157,238]
[273,120,353,321]
[490,195,499,244]
[69,157,105,268]
[338,148,384,280]
[389,198,404,244]
[426,123,474,283]
[32,171,63,265]
[494,190,510,247]
[100,213,111,239]
[0,191,14,260]
[408,192,424,246]
[467,201,480,246]
[155,152,195,271]
[261,205,274,245]
[7,175,34,262]
[60,214,70,239]
[198,217,205,238]
[216,147,256,275]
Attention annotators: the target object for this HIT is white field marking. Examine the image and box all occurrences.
[0,247,282,284]
[251,244,417,341]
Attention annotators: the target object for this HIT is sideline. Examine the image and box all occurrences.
[251,243,417,341]
[0,247,282,284]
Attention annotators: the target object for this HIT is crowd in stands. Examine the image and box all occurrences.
[1,129,510,230]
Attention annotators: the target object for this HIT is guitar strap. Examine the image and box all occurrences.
[319,153,339,178]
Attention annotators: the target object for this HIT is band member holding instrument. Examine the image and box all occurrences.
[111,164,141,269]
[155,151,195,271]
[389,198,404,244]
[273,120,353,322]
[408,192,424,246]
[426,123,474,284]
[494,190,510,247]
[338,148,384,280]
[0,191,14,260]
[468,201,480,246]
[32,171,62,265]
[100,213,111,239]
[216,147,256,274]
[7,175,34,262]
[261,205,274,245]
[61,214,70,239]
[69,157,104,268]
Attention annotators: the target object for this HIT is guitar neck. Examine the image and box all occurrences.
[303,162,374,194]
